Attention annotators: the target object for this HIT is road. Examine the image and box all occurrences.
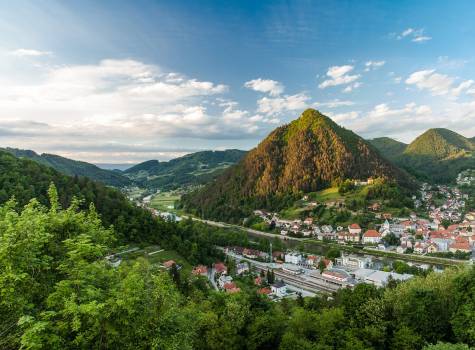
[208,267,219,291]
[185,216,303,242]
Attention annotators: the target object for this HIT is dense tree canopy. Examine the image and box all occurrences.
[0,150,173,243]
[182,109,415,222]
[1,188,475,349]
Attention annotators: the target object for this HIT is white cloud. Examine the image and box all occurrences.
[400,28,414,37]
[257,93,309,115]
[365,60,386,71]
[452,80,474,97]
[342,82,362,93]
[319,65,360,89]
[405,69,473,97]
[412,36,431,43]
[396,28,432,43]
[0,58,278,162]
[9,48,52,57]
[244,78,284,96]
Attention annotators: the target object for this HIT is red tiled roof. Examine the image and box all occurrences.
[349,223,361,229]
[363,230,381,238]
[214,262,227,273]
[223,282,237,290]
[163,260,176,268]
[450,241,471,251]
[257,287,272,295]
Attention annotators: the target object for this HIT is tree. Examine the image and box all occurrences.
[423,343,471,350]
[318,260,326,273]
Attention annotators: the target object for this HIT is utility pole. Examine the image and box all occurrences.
[269,242,272,264]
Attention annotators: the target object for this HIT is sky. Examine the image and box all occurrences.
[0,0,475,164]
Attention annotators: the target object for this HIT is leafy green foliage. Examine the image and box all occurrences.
[1,192,475,349]
[2,148,131,187]
[0,150,172,243]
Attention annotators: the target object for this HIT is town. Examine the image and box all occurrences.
[134,172,475,300]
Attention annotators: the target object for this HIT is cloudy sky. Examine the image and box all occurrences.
[1,0,475,164]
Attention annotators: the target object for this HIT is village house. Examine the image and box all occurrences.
[218,275,233,288]
[271,281,287,297]
[306,255,318,266]
[449,237,472,253]
[335,254,372,269]
[322,258,333,270]
[304,217,313,226]
[257,287,272,296]
[163,260,176,269]
[192,265,208,276]
[348,223,362,235]
[285,252,303,265]
[362,230,382,244]
[214,262,227,275]
[427,242,439,254]
[413,242,427,254]
[236,263,249,275]
[223,282,240,293]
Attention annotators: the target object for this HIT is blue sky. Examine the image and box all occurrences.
[0,0,474,163]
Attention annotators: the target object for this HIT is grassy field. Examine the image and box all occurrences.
[117,245,192,275]
[146,249,192,274]
[313,187,342,202]
[150,192,181,211]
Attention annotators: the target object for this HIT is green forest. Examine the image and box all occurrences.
[0,150,171,243]
[1,188,475,349]
[181,109,415,222]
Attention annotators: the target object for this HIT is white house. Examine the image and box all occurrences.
[218,275,233,288]
[271,281,287,297]
[335,254,372,269]
[236,263,249,275]
[285,252,303,265]
[362,230,382,244]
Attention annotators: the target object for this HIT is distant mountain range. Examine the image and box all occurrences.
[1,147,247,190]
[4,118,474,194]
[369,128,475,183]
[182,109,414,220]
[123,149,247,190]
[2,148,131,187]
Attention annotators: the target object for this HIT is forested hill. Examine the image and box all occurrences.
[2,147,131,187]
[0,150,172,242]
[368,137,407,160]
[405,128,475,159]
[182,109,414,221]
[124,149,247,190]
[370,129,475,183]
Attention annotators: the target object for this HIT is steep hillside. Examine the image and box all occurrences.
[182,109,414,221]
[124,149,246,190]
[368,137,407,161]
[404,128,474,159]
[0,150,172,242]
[398,129,475,183]
[3,148,131,187]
